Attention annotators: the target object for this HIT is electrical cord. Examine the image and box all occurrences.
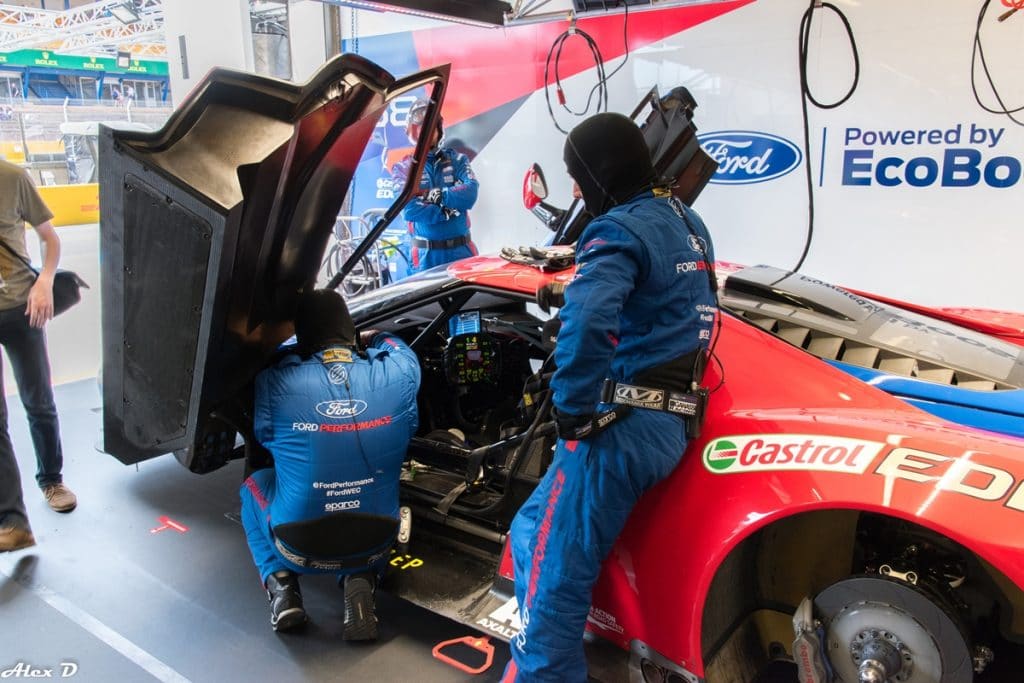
[971,0,1024,126]
[794,0,860,274]
[544,2,631,134]
[545,24,606,134]
[669,195,726,394]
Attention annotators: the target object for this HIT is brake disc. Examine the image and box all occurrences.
[814,576,972,683]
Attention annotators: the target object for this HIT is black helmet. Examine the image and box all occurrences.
[563,112,656,216]
[294,289,356,354]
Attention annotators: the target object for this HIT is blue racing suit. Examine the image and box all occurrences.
[398,146,479,273]
[240,334,420,583]
[504,192,717,682]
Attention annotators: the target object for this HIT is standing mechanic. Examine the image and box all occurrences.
[394,98,479,273]
[240,289,420,637]
[0,158,77,554]
[502,113,717,682]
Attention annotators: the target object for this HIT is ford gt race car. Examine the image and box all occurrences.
[98,57,1024,682]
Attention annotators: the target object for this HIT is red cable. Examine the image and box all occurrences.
[999,0,1022,22]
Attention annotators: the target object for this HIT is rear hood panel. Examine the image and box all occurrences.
[100,55,448,469]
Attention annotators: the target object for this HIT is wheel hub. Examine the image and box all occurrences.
[850,628,911,682]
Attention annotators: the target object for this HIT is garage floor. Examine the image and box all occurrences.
[11,382,1020,683]
[1,380,511,682]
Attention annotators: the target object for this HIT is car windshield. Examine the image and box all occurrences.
[347,267,460,322]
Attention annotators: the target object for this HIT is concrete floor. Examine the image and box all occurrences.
[0,380,511,682]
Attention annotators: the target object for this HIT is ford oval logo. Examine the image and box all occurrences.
[698,131,802,184]
[315,400,367,419]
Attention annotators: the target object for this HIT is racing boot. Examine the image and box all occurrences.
[266,570,307,632]
[342,571,378,641]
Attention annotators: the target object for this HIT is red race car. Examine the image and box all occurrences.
[99,57,1024,682]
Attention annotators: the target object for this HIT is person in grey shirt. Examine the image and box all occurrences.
[0,158,76,554]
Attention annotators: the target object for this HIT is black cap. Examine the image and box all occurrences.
[294,289,356,354]
[563,112,656,216]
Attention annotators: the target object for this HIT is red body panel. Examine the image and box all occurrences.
[463,256,1024,676]
[447,255,573,294]
[595,316,1024,675]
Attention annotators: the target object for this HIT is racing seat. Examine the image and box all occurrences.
[271,512,398,573]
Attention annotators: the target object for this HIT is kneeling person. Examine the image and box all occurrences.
[240,289,420,636]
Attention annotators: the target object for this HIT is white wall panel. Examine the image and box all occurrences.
[289,0,329,82]
[443,0,1024,309]
[163,0,253,104]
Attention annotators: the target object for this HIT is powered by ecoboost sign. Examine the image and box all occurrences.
[840,122,1020,188]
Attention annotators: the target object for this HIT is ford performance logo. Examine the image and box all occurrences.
[698,131,802,184]
[316,400,367,419]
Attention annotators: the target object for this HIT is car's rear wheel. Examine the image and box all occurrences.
[815,576,973,683]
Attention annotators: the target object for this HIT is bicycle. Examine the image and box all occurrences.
[318,209,411,297]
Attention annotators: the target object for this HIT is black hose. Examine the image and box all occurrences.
[794,1,860,273]
[971,0,1024,126]
[543,2,631,135]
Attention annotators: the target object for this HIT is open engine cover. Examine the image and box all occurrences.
[99,54,449,470]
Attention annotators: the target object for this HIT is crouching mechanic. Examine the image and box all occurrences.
[395,98,479,273]
[240,289,420,637]
[503,113,718,682]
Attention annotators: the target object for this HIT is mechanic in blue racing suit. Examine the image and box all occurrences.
[240,289,420,637]
[395,98,479,273]
[502,113,717,682]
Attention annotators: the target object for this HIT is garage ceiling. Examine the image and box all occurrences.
[321,0,735,27]
[319,1,512,27]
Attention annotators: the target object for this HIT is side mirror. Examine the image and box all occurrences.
[522,163,549,209]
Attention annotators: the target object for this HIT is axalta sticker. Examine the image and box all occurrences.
[476,596,522,639]
[703,435,884,474]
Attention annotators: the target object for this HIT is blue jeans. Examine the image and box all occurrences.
[0,304,63,498]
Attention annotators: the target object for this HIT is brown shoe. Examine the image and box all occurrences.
[43,483,77,512]
[0,526,36,552]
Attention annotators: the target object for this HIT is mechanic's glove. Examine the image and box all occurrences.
[441,207,461,221]
[358,329,381,349]
[536,282,566,313]
[424,188,443,205]
[553,406,595,441]
[541,317,561,350]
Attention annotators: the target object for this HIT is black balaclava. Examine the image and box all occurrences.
[294,289,356,355]
[563,112,657,216]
